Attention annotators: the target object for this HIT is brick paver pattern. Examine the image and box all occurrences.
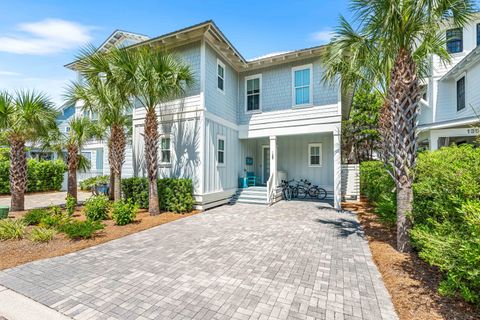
[0,201,398,320]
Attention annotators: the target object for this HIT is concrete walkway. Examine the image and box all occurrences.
[0,201,398,320]
[0,191,91,212]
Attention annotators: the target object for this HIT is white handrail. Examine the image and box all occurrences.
[266,172,275,205]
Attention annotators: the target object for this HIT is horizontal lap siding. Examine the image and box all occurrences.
[205,43,238,124]
[133,118,202,194]
[204,119,239,193]
[238,58,339,124]
[103,144,134,178]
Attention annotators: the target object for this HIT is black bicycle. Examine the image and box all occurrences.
[299,179,327,200]
[281,179,295,201]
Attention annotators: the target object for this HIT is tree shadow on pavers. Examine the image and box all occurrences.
[314,217,365,238]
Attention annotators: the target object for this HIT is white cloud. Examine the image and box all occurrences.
[249,51,292,61]
[0,19,93,55]
[310,29,335,44]
[0,70,21,76]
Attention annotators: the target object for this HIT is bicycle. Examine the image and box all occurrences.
[300,179,327,200]
[281,179,294,201]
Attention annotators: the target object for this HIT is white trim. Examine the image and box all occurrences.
[199,40,206,195]
[308,143,323,167]
[261,145,270,184]
[292,63,313,108]
[205,111,239,131]
[216,134,226,167]
[159,134,173,165]
[245,73,262,114]
[217,58,225,94]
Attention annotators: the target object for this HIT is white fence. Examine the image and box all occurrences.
[341,164,360,201]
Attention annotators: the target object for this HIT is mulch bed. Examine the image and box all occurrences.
[0,208,199,271]
[342,199,479,320]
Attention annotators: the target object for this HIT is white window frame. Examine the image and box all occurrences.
[245,74,262,114]
[159,134,173,165]
[292,64,313,108]
[217,134,226,167]
[65,126,70,133]
[308,143,322,167]
[217,59,225,94]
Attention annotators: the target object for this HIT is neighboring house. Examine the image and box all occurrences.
[418,14,480,150]
[66,20,350,209]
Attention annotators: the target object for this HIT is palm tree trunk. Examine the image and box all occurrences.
[109,169,115,200]
[67,145,79,201]
[387,48,420,253]
[9,138,27,211]
[144,108,160,215]
[109,125,126,202]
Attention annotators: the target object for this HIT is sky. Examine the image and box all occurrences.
[0,0,351,107]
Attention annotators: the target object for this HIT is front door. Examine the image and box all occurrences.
[263,146,270,184]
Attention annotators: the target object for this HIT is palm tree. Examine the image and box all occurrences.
[322,0,475,252]
[107,46,194,215]
[61,117,101,201]
[67,73,131,202]
[0,90,58,211]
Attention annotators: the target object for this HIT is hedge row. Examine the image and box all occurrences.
[0,159,66,194]
[121,177,194,213]
[360,145,480,304]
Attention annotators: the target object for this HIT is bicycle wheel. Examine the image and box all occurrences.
[317,188,327,200]
[291,187,298,199]
[308,187,320,198]
[297,186,307,199]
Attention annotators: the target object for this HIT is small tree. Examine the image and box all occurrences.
[0,90,58,211]
[342,87,382,163]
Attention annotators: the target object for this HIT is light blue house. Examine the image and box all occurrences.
[66,21,350,209]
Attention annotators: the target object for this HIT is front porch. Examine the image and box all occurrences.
[236,131,341,208]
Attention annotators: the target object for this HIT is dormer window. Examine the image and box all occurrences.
[446,28,463,54]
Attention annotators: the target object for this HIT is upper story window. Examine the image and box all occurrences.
[308,143,322,167]
[245,74,262,112]
[457,76,465,111]
[160,135,172,164]
[65,126,71,133]
[217,135,225,166]
[217,59,225,92]
[292,64,313,107]
[446,28,463,54]
[477,23,480,46]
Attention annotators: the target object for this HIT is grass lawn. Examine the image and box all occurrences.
[0,207,199,270]
[342,199,479,320]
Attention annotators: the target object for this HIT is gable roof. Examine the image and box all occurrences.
[441,46,480,81]
[66,20,328,72]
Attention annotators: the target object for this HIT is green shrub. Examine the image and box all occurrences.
[29,227,56,243]
[23,208,50,225]
[0,219,25,240]
[361,146,480,304]
[111,200,138,226]
[84,195,110,221]
[158,179,195,213]
[39,206,67,229]
[60,220,104,240]
[65,195,76,217]
[0,159,66,194]
[360,161,396,223]
[121,177,149,209]
[79,175,109,191]
[122,177,194,213]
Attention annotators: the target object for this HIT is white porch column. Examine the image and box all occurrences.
[429,130,439,151]
[269,136,277,187]
[333,126,341,209]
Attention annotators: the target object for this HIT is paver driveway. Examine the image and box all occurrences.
[0,201,398,320]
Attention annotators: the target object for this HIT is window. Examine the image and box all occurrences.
[457,76,465,111]
[446,28,463,53]
[217,136,225,166]
[160,135,171,164]
[245,75,261,112]
[292,65,313,106]
[81,151,92,164]
[308,143,322,167]
[420,84,428,101]
[65,126,70,133]
[477,23,480,47]
[217,59,225,92]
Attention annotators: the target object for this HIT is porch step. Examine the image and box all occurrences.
[230,187,268,205]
